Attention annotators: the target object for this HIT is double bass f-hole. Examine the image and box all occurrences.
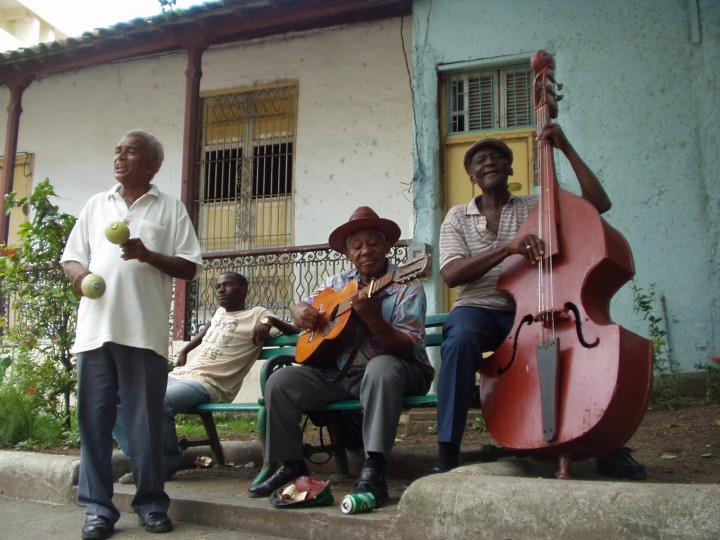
[564,302,600,349]
[497,314,533,375]
[497,303,599,375]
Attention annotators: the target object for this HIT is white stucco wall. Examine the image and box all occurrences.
[202,18,415,244]
[2,17,415,244]
[16,52,189,213]
[0,17,415,398]
[411,0,720,371]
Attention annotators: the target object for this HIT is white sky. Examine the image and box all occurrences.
[23,0,209,36]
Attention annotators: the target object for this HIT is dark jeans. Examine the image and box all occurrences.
[436,307,514,446]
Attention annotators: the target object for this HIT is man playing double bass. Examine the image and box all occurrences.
[431,125,645,479]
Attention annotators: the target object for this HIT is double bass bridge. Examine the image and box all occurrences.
[498,303,599,375]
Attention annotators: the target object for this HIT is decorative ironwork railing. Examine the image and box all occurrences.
[184,241,410,335]
[0,243,410,345]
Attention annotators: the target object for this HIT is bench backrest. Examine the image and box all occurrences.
[258,312,448,359]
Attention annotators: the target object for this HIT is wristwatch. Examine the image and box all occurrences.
[260,316,272,326]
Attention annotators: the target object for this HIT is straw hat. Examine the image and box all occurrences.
[328,206,401,253]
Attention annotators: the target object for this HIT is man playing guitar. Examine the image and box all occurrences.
[248,206,434,507]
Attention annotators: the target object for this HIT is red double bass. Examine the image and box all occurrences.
[479,50,653,478]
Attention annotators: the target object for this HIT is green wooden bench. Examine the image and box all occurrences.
[179,313,448,486]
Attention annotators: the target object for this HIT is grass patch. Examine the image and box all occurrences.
[175,412,258,439]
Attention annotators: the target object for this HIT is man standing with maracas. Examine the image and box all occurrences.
[61,129,202,539]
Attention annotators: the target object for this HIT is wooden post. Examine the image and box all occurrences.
[0,75,33,244]
[172,46,206,341]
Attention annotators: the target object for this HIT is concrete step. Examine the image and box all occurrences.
[112,473,398,540]
[2,443,719,539]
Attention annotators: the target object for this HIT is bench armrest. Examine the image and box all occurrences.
[259,354,297,396]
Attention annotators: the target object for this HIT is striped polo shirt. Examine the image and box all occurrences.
[439,193,539,311]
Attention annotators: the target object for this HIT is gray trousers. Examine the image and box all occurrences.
[76,343,170,522]
[264,355,433,463]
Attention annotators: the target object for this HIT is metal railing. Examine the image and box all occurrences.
[0,243,411,345]
[184,241,410,335]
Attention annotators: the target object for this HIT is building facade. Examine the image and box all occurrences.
[0,0,718,372]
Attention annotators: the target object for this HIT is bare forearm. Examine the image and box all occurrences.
[142,252,198,281]
[562,144,611,213]
[61,260,90,293]
[539,124,611,214]
[266,315,300,335]
[441,245,513,288]
[120,238,198,280]
[179,323,210,355]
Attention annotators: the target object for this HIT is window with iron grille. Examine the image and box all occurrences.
[197,84,297,253]
[448,64,533,134]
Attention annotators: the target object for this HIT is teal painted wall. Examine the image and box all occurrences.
[411,0,719,371]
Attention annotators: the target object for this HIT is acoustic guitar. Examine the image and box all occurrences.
[295,255,429,366]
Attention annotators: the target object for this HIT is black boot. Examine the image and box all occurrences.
[596,447,646,480]
[248,461,309,498]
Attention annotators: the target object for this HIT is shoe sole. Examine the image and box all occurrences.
[82,526,113,539]
[82,532,113,540]
[142,524,173,533]
[138,517,173,534]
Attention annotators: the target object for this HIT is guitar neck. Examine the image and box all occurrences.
[334,270,395,317]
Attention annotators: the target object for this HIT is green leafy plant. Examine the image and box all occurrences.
[631,281,691,408]
[472,416,487,432]
[694,355,720,400]
[0,179,79,437]
[0,371,67,448]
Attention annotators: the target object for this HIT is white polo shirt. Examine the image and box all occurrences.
[62,183,203,359]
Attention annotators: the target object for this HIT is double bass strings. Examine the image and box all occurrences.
[536,100,557,344]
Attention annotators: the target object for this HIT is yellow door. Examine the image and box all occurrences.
[442,129,536,311]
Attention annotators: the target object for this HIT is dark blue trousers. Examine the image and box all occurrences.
[436,307,514,446]
[76,342,169,522]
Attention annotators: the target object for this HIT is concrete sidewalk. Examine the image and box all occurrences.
[0,443,718,539]
[0,494,288,540]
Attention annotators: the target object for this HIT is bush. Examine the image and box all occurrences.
[694,355,720,401]
[0,373,66,448]
[631,281,691,408]
[0,179,79,444]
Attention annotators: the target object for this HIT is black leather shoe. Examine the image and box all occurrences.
[248,463,309,498]
[352,467,389,507]
[596,447,646,480]
[138,512,173,534]
[82,515,113,540]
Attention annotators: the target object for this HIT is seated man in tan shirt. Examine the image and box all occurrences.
[114,272,298,483]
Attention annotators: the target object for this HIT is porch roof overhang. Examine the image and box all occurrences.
[0,0,411,86]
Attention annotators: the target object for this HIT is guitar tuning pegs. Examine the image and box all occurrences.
[557,83,564,91]
[557,94,564,102]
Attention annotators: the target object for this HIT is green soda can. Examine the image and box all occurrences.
[341,492,376,514]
